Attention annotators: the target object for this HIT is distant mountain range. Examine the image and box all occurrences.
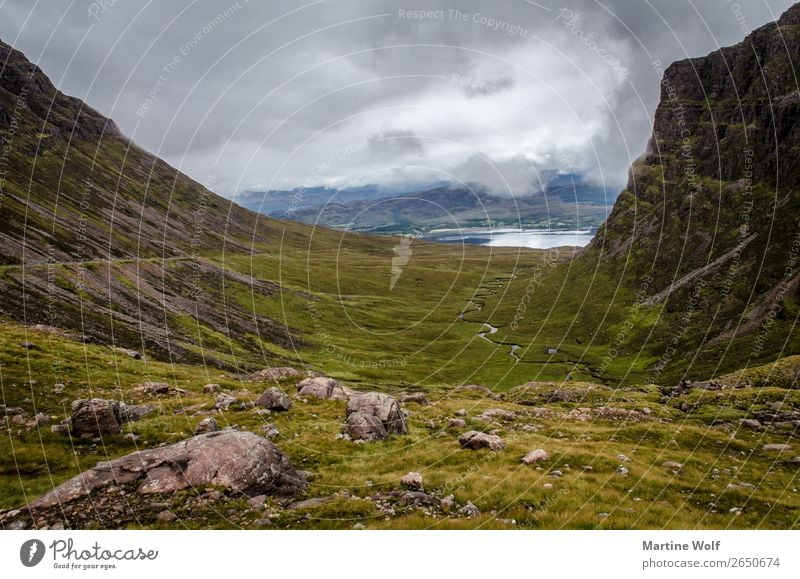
[244,176,616,235]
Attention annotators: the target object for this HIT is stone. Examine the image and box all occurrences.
[123,433,140,442]
[447,418,467,429]
[548,470,563,478]
[460,501,480,518]
[617,466,629,475]
[194,417,219,435]
[255,387,292,411]
[345,392,408,441]
[763,443,792,452]
[156,510,177,523]
[215,393,237,411]
[440,495,455,512]
[477,408,517,422]
[662,461,683,470]
[297,377,353,401]
[521,449,550,465]
[456,384,493,396]
[261,423,279,439]
[245,367,304,382]
[69,398,122,436]
[455,409,467,417]
[739,418,762,430]
[617,454,632,462]
[458,431,505,451]
[27,430,306,509]
[400,472,424,491]
[111,347,141,360]
[203,384,222,394]
[400,393,429,405]
[50,422,71,436]
[134,382,171,395]
[118,403,154,422]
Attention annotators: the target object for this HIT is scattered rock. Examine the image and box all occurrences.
[297,377,353,401]
[447,418,467,429]
[118,403,154,422]
[134,382,171,395]
[521,449,550,465]
[261,423,279,439]
[28,430,306,509]
[458,431,505,451]
[739,418,762,430]
[123,433,140,442]
[255,387,292,411]
[440,495,455,512]
[245,367,304,382]
[400,472,424,491]
[617,466,629,475]
[194,417,219,435]
[662,461,683,470]
[215,393,237,411]
[617,454,632,462]
[203,384,221,394]
[455,409,467,417]
[69,398,122,437]
[460,501,480,518]
[763,443,792,452]
[345,392,408,441]
[111,347,141,360]
[400,393,429,405]
[548,470,563,478]
[477,408,517,422]
[156,510,177,523]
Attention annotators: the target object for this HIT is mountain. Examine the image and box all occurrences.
[236,182,450,216]
[279,178,614,235]
[482,4,800,383]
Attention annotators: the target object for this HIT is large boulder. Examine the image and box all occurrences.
[255,388,292,411]
[458,431,505,451]
[245,367,303,382]
[28,430,306,510]
[69,399,123,437]
[297,377,353,401]
[345,392,408,441]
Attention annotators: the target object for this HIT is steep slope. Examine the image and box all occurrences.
[478,4,800,384]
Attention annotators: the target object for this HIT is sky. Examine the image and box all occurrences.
[0,0,795,200]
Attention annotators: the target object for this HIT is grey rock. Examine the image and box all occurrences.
[521,449,550,465]
[194,417,219,435]
[477,408,517,422]
[400,471,424,491]
[662,461,683,470]
[739,418,762,430]
[400,393,429,405]
[202,384,222,394]
[118,403,154,422]
[447,418,467,429]
[617,466,629,475]
[28,430,306,509]
[345,392,408,441]
[245,367,303,382]
[156,510,177,523]
[458,431,505,451]
[215,393,237,411]
[134,382,171,395]
[763,443,792,452]
[297,377,353,401]
[70,398,122,436]
[255,387,292,411]
[460,501,480,518]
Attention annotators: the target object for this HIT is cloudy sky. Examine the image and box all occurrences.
[0,0,794,199]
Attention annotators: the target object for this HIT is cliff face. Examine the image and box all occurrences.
[586,4,800,377]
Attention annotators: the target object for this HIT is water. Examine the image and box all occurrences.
[426,228,594,249]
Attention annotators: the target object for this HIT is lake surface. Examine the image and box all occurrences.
[425,228,595,249]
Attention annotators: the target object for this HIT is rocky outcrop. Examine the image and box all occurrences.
[27,430,306,510]
[344,392,408,441]
[68,399,123,437]
[297,377,353,401]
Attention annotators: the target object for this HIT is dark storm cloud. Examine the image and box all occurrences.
[0,0,795,197]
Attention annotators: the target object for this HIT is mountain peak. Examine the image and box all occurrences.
[778,2,800,26]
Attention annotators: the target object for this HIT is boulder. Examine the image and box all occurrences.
[69,398,122,437]
[215,393,237,411]
[400,471,424,491]
[447,418,467,429]
[194,417,218,434]
[458,431,505,451]
[245,367,303,382]
[28,430,306,510]
[739,418,762,430]
[345,412,387,441]
[255,387,292,411]
[134,382,171,395]
[345,392,408,441]
[118,403,154,422]
[297,377,353,401]
[521,449,550,465]
[400,393,429,405]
